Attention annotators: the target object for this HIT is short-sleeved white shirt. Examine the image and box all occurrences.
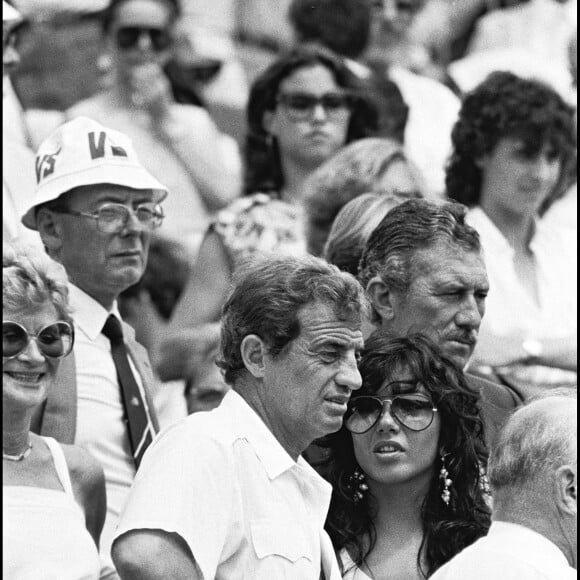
[431,521,576,580]
[115,390,341,580]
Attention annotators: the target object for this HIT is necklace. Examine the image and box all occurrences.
[3,441,33,462]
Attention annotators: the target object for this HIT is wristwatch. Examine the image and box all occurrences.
[522,338,543,363]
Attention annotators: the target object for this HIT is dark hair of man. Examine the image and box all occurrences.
[358,199,481,294]
[217,253,369,385]
[101,0,181,33]
[288,0,372,60]
[446,71,577,214]
[244,44,379,195]
[318,332,490,578]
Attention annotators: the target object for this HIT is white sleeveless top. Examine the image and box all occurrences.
[3,436,101,580]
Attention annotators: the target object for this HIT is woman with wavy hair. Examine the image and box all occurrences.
[157,44,378,408]
[320,332,491,579]
[446,71,577,394]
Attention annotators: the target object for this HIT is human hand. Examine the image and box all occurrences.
[129,62,173,120]
[156,323,221,382]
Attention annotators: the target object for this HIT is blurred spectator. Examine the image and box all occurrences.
[302,137,425,256]
[323,192,407,277]
[447,71,577,393]
[157,45,378,391]
[432,390,577,579]
[2,1,42,249]
[67,0,243,258]
[448,0,577,98]
[3,240,106,578]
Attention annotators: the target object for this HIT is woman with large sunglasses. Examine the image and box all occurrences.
[318,332,491,579]
[156,44,378,407]
[3,242,106,579]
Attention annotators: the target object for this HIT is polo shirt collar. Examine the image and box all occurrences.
[223,390,303,481]
[68,284,122,341]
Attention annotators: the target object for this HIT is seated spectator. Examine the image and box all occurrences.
[320,332,491,579]
[288,0,461,197]
[302,136,425,256]
[111,254,368,579]
[66,0,243,258]
[3,241,106,578]
[2,1,42,250]
[432,389,577,579]
[157,44,378,387]
[447,71,577,394]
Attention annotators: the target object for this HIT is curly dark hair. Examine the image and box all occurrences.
[245,44,379,195]
[318,332,491,578]
[446,71,577,214]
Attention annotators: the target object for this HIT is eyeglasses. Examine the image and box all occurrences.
[3,321,75,360]
[55,203,165,234]
[277,92,352,122]
[371,0,422,14]
[116,26,172,52]
[346,388,437,434]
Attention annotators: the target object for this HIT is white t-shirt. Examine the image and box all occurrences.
[115,390,341,579]
[431,521,576,580]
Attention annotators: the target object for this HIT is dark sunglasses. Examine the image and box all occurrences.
[3,321,75,360]
[116,26,172,52]
[277,92,352,121]
[346,386,437,434]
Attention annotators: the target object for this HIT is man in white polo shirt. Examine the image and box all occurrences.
[112,254,369,579]
[23,116,168,579]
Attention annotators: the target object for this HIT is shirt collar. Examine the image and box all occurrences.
[68,284,122,341]
[222,390,305,481]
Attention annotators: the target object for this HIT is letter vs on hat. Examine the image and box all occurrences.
[21,117,169,230]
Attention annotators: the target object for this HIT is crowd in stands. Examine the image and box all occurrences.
[3,0,577,578]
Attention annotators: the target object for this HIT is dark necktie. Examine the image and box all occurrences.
[102,314,156,468]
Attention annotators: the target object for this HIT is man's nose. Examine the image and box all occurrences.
[455,296,483,329]
[337,354,363,391]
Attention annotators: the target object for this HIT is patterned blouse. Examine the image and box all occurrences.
[211,192,308,269]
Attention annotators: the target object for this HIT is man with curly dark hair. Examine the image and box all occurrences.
[446,71,577,395]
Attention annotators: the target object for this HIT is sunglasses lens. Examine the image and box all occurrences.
[117,27,140,49]
[3,323,28,358]
[392,396,434,431]
[346,398,383,434]
[37,322,74,358]
[150,29,170,51]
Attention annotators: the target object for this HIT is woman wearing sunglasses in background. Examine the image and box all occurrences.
[3,242,106,579]
[319,332,491,579]
[67,0,243,259]
[157,44,378,410]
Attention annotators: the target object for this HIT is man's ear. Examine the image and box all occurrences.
[556,465,577,516]
[240,334,267,379]
[35,207,64,255]
[365,275,399,324]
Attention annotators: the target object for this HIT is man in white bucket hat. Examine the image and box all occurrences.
[24,116,168,579]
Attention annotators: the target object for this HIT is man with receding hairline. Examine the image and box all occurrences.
[432,390,577,579]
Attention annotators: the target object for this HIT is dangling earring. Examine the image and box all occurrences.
[439,452,453,506]
[479,463,491,497]
[348,468,369,503]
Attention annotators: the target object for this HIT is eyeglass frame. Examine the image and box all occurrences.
[346,389,438,434]
[276,91,354,122]
[52,202,165,234]
[3,320,75,360]
[115,25,173,52]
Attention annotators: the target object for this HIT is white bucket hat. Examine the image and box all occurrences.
[3,1,22,22]
[21,116,169,230]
